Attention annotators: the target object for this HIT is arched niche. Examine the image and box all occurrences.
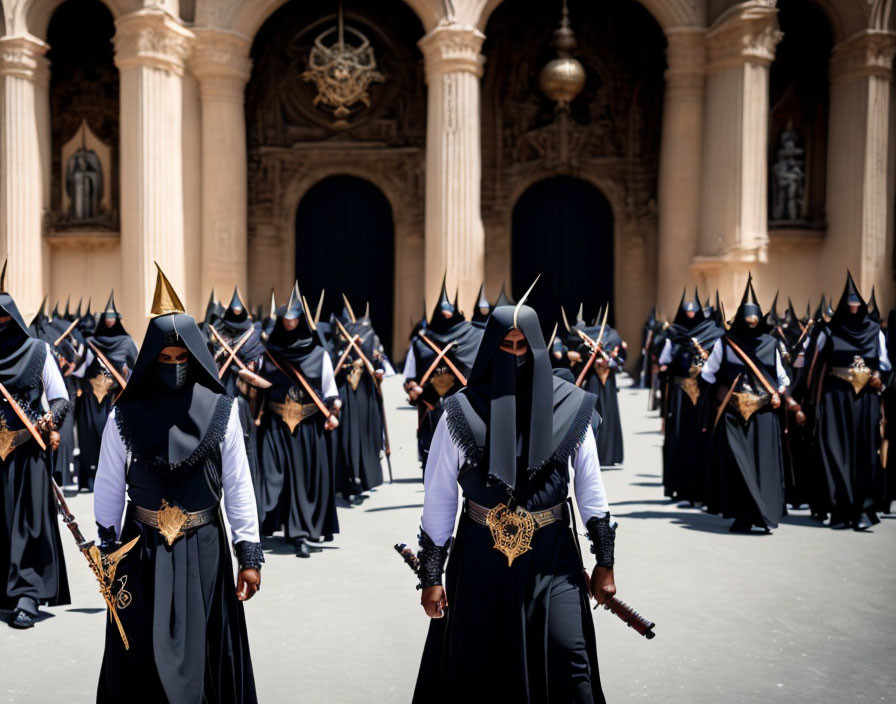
[511,176,614,338]
[245,0,426,355]
[480,0,665,350]
[295,175,396,354]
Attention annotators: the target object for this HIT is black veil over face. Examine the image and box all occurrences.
[451,305,594,491]
[728,276,769,344]
[0,292,45,389]
[672,288,704,329]
[114,313,230,469]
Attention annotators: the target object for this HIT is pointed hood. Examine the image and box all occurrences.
[221,285,251,330]
[765,291,780,327]
[30,296,48,329]
[0,265,47,391]
[495,282,514,307]
[51,301,60,320]
[472,282,492,325]
[95,290,127,337]
[828,271,879,355]
[672,288,704,328]
[868,286,880,323]
[268,282,316,360]
[729,274,768,341]
[428,274,464,334]
[202,289,222,329]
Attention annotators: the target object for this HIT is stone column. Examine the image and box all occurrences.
[419,22,485,315]
[0,35,49,315]
[656,28,705,316]
[114,9,192,332]
[190,29,251,300]
[694,2,781,303]
[826,30,896,296]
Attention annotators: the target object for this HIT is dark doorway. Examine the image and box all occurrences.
[512,176,614,338]
[295,175,395,354]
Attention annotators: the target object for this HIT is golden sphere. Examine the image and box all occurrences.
[539,57,586,104]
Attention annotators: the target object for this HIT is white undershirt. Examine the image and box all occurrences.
[93,401,260,544]
[700,341,791,388]
[41,343,68,402]
[798,330,891,372]
[402,346,417,381]
[421,415,609,546]
[658,339,672,366]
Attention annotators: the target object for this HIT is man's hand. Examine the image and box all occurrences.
[236,568,261,601]
[47,431,61,452]
[871,373,883,391]
[421,585,447,618]
[324,415,339,431]
[590,565,616,606]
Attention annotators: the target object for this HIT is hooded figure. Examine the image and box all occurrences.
[700,276,789,533]
[660,289,724,502]
[332,295,388,501]
[471,283,492,329]
[564,305,625,467]
[74,291,137,491]
[94,266,261,703]
[403,277,483,466]
[809,272,890,530]
[413,301,615,703]
[0,266,72,630]
[256,285,340,557]
[882,309,896,510]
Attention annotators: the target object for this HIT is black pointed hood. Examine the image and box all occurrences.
[444,304,595,492]
[268,282,316,360]
[30,296,48,329]
[51,301,60,320]
[114,312,231,471]
[63,296,72,321]
[868,286,880,323]
[428,274,465,334]
[472,283,492,325]
[729,274,768,341]
[222,285,251,331]
[672,288,705,329]
[94,290,128,337]
[0,288,46,391]
[765,291,780,327]
[828,272,878,352]
[202,289,222,329]
[79,297,96,338]
[495,282,513,307]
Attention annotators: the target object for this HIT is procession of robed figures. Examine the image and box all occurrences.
[0,257,891,702]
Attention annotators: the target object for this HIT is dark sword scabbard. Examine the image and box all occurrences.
[599,596,656,639]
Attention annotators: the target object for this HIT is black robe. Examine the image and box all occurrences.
[97,313,256,704]
[706,336,785,528]
[334,318,385,496]
[0,335,71,613]
[415,304,605,703]
[813,313,884,525]
[76,326,137,488]
[257,345,339,541]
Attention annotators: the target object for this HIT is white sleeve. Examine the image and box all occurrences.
[813,331,827,352]
[320,353,338,400]
[72,347,94,378]
[572,426,609,524]
[700,339,724,384]
[421,416,461,546]
[658,338,673,366]
[382,357,396,377]
[221,401,260,544]
[879,331,891,372]
[41,345,69,401]
[775,350,791,388]
[402,347,417,381]
[94,409,128,538]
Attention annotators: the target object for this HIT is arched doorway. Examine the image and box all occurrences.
[295,175,395,354]
[511,176,613,336]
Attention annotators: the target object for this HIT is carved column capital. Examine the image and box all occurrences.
[830,30,896,84]
[190,29,252,103]
[114,9,194,77]
[706,1,782,72]
[418,21,485,81]
[664,28,706,98]
[0,35,49,85]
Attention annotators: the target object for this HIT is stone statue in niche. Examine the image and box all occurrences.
[771,123,805,222]
[66,147,103,220]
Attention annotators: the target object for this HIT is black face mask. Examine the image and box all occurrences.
[155,361,189,392]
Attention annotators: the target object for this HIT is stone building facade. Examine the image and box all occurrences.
[0,0,894,353]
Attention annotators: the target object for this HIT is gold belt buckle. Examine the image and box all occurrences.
[89,373,116,403]
[268,398,318,433]
[485,503,535,567]
[729,392,767,422]
[156,499,190,547]
[676,375,700,406]
[348,359,364,391]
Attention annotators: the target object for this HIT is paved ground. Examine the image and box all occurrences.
[2,375,895,703]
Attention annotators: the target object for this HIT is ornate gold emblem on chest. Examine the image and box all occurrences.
[430,368,456,397]
[89,373,115,403]
[830,355,873,395]
[348,358,364,391]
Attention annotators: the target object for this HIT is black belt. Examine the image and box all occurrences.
[465,499,565,530]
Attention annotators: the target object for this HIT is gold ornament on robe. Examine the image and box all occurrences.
[830,355,873,395]
[0,413,32,461]
[156,499,190,546]
[429,368,456,397]
[89,373,116,403]
[347,358,364,391]
[267,397,318,433]
[486,503,536,567]
[149,262,186,317]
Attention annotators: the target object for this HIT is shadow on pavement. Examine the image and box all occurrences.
[613,509,734,535]
[365,504,424,513]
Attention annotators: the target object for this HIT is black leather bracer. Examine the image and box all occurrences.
[233,541,265,571]
[96,522,119,553]
[586,514,617,568]
[48,398,72,429]
[417,529,451,589]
